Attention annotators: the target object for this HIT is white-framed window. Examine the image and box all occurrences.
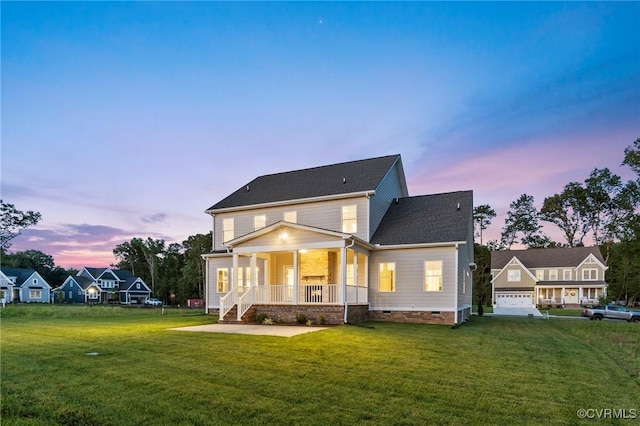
[507,270,521,282]
[549,270,558,281]
[237,267,252,288]
[254,215,266,231]
[424,261,443,292]
[347,264,355,286]
[77,290,82,296]
[222,218,234,243]
[583,269,598,280]
[342,205,357,233]
[217,268,229,293]
[30,290,41,299]
[68,291,72,299]
[89,289,99,299]
[563,269,572,280]
[535,270,544,280]
[284,211,297,223]
[379,263,395,292]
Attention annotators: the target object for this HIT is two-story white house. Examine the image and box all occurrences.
[203,154,474,325]
[491,246,608,309]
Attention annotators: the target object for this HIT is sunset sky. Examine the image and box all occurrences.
[2,2,639,269]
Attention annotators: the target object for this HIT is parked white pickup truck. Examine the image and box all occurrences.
[582,305,640,322]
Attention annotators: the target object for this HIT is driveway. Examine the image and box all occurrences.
[169,324,331,337]
[491,307,544,318]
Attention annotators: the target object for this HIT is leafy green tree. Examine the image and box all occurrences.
[179,233,212,300]
[157,243,184,303]
[583,168,626,246]
[500,194,551,249]
[541,182,590,247]
[473,204,496,246]
[0,200,41,250]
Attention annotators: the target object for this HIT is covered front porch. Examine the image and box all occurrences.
[536,284,606,307]
[212,222,370,323]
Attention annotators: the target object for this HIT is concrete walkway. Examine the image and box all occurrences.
[491,307,544,318]
[169,324,331,337]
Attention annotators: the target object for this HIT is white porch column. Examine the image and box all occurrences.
[340,246,347,304]
[354,250,359,303]
[561,286,565,305]
[232,253,239,296]
[293,250,298,305]
[579,287,583,303]
[250,253,258,288]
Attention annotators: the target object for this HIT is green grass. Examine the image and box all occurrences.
[545,308,584,317]
[1,305,638,425]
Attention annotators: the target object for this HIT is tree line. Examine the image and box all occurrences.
[473,137,640,306]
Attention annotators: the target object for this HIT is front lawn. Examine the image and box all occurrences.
[1,305,638,425]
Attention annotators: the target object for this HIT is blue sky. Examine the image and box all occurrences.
[2,2,639,268]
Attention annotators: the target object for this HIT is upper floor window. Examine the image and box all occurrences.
[342,205,357,233]
[424,261,443,292]
[507,270,521,282]
[284,211,297,223]
[583,269,598,281]
[563,269,572,280]
[254,215,266,231]
[379,263,395,292]
[535,270,544,280]
[222,218,234,243]
[549,270,558,281]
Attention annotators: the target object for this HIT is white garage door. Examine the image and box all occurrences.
[496,293,532,307]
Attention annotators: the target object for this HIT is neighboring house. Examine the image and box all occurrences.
[203,154,474,325]
[0,270,15,303]
[0,268,52,303]
[491,247,608,308]
[55,267,151,304]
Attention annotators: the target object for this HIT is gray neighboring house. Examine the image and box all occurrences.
[0,268,52,303]
[491,247,608,308]
[203,154,474,325]
[55,267,151,304]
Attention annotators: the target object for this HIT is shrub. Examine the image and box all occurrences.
[296,313,308,324]
[306,319,313,326]
[319,315,326,325]
[256,313,268,323]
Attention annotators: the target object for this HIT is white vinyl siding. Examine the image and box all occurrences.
[424,261,443,292]
[369,247,457,310]
[368,160,407,240]
[212,197,369,250]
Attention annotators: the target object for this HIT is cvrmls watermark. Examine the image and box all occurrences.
[577,408,637,420]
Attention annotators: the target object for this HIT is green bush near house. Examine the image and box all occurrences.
[1,305,638,425]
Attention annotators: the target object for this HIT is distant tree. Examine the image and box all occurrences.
[2,249,76,287]
[622,137,640,177]
[0,200,41,250]
[583,168,625,246]
[179,233,212,300]
[141,238,165,294]
[500,194,551,249]
[540,182,590,247]
[157,243,184,303]
[473,204,496,246]
[113,238,147,276]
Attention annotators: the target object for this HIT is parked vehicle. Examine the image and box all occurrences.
[145,298,163,307]
[582,305,640,322]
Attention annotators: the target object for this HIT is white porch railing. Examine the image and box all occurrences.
[219,290,237,320]
[238,286,256,321]
[580,297,600,305]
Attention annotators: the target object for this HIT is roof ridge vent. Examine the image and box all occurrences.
[343,177,346,184]
[246,185,250,192]
[456,202,460,211]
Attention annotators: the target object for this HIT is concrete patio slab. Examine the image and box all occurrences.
[169,324,331,337]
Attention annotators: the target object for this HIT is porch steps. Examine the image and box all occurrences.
[218,305,256,324]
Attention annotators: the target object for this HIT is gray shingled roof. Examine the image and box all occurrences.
[371,191,473,245]
[491,246,605,269]
[0,268,37,286]
[207,154,402,211]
